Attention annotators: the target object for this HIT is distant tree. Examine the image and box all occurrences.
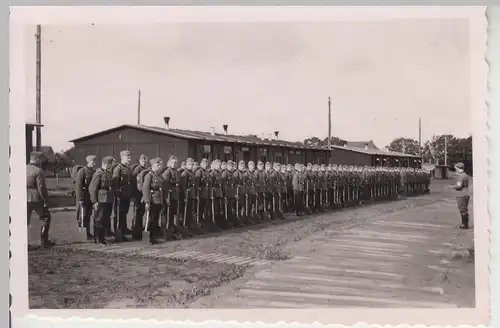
[303,137,323,147]
[322,137,347,147]
[423,134,472,165]
[303,136,347,147]
[387,137,420,155]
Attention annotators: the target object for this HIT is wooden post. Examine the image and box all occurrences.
[35,25,42,151]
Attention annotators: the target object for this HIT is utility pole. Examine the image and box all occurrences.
[444,135,448,166]
[418,117,422,159]
[137,89,141,125]
[35,25,42,151]
[327,97,332,150]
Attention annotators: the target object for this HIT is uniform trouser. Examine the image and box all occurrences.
[94,203,113,229]
[132,195,146,233]
[214,197,224,218]
[227,197,237,218]
[27,202,51,241]
[307,189,315,208]
[182,198,194,226]
[248,194,257,215]
[76,200,93,229]
[146,203,162,233]
[236,196,245,217]
[286,188,294,211]
[199,198,211,221]
[266,192,275,213]
[456,196,470,217]
[257,192,266,212]
[116,198,131,233]
[294,190,304,213]
[163,200,179,228]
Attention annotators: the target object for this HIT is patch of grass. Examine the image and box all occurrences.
[28,247,247,309]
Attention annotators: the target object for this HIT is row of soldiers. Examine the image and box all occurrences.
[71,150,431,245]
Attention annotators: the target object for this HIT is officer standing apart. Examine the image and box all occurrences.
[74,155,97,240]
[89,156,115,245]
[27,151,55,247]
[112,150,134,241]
[448,162,471,229]
[142,157,164,244]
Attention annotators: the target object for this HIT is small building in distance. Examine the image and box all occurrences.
[69,120,421,168]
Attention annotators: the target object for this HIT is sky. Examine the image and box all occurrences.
[23,20,472,152]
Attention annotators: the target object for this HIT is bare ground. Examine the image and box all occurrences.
[28,247,246,309]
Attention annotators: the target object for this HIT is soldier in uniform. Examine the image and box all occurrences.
[270,163,284,219]
[235,160,252,225]
[142,157,164,244]
[131,154,148,240]
[255,161,268,220]
[162,155,189,240]
[292,163,305,216]
[74,155,97,240]
[27,151,56,247]
[245,161,259,222]
[89,156,115,245]
[112,150,134,242]
[210,159,229,229]
[318,164,327,211]
[263,162,275,220]
[181,158,206,234]
[193,161,200,173]
[284,164,294,213]
[226,161,245,227]
[195,158,220,232]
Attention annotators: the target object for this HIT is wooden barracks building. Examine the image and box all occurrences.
[69,118,421,168]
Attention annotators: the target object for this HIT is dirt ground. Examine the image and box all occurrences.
[28,247,246,309]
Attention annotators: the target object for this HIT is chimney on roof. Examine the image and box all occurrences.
[343,144,347,148]
[223,124,228,135]
[164,117,170,129]
[365,142,369,150]
[274,131,279,140]
[210,127,215,136]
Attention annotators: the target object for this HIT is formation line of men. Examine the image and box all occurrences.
[69,150,431,245]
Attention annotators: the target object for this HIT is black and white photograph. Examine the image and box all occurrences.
[9,5,489,327]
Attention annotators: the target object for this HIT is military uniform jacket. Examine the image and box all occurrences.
[292,170,305,192]
[254,170,266,193]
[142,171,164,205]
[244,170,257,195]
[285,171,293,190]
[235,170,246,198]
[26,163,49,204]
[210,170,224,198]
[318,171,327,189]
[194,168,210,199]
[181,169,196,200]
[112,164,133,199]
[75,166,96,202]
[89,168,114,204]
[270,170,280,193]
[221,169,234,198]
[305,171,314,190]
[162,168,181,201]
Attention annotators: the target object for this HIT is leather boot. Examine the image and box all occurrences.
[97,227,109,245]
[149,230,157,244]
[40,226,55,247]
[460,214,469,229]
[86,225,94,241]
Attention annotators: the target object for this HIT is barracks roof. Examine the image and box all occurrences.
[70,124,420,158]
